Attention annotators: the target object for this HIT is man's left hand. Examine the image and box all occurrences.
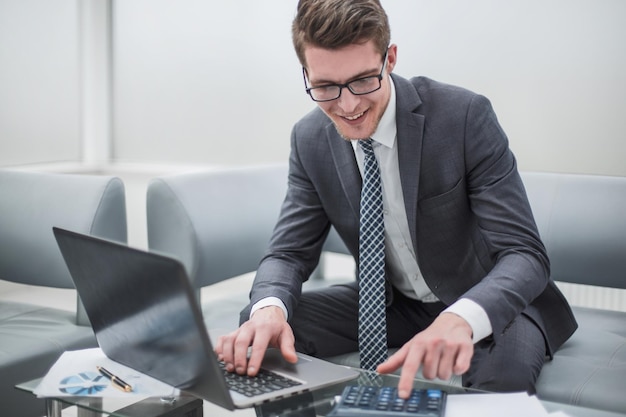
[376,312,474,399]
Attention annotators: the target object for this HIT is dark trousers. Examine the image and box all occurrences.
[286,281,547,393]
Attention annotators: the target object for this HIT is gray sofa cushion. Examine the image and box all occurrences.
[0,302,96,416]
[534,306,626,411]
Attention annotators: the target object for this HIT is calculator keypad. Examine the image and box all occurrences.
[329,385,446,417]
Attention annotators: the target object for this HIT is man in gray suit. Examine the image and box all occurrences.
[216,0,577,397]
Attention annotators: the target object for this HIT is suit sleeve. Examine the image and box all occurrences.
[248,125,331,319]
[460,94,550,340]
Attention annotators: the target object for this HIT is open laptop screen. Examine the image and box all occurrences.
[53,227,234,409]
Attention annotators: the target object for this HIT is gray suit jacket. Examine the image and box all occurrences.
[251,74,577,354]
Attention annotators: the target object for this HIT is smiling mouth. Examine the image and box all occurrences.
[342,111,365,121]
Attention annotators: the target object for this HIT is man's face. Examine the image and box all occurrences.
[303,41,397,141]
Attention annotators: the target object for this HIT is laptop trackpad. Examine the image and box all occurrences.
[261,348,309,369]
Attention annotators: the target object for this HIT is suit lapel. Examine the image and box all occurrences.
[326,123,361,218]
[393,75,425,253]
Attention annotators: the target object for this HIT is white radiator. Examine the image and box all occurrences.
[557,282,626,312]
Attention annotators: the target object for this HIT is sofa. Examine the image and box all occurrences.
[146,165,626,414]
[0,170,127,417]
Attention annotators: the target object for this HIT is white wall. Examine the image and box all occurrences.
[0,0,81,166]
[387,1,626,175]
[1,0,625,175]
[112,1,306,166]
[111,0,626,175]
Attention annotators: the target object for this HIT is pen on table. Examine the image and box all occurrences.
[96,365,133,392]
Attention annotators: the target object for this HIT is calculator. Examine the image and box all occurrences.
[327,385,447,417]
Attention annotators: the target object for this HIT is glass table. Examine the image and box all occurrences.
[17,372,469,417]
[17,369,625,417]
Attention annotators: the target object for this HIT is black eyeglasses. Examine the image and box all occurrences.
[303,51,389,102]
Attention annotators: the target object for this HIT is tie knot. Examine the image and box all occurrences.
[359,139,375,158]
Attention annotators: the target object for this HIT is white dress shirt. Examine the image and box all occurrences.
[252,77,493,344]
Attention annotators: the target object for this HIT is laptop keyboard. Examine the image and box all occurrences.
[219,362,302,397]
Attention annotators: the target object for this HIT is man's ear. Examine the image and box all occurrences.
[386,44,398,73]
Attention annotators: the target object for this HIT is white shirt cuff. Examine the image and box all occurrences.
[250,297,288,321]
[443,298,492,343]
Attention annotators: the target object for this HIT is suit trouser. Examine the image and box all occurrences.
[281,281,547,394]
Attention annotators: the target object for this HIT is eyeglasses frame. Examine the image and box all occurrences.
[302,50,389,102]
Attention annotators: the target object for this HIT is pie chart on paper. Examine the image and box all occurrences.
[58,372,109,395]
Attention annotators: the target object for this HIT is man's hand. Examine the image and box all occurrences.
[377,312,474,399]
[214,306,298,376]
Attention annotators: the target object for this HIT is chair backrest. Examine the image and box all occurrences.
[147,164,289,288]
[0,170,127,288]
[521,172,626,289]
[0,170,127,325]
[147,166,626,292]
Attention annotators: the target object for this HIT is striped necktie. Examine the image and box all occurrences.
[357,138,388,371]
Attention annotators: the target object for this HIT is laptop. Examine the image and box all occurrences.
[52,227,359,410]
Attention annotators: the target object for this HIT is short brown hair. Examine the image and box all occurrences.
[292,0,391,67]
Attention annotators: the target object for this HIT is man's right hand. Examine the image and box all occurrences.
[214,306,298,376]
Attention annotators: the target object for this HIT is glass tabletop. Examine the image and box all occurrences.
[17,369,475,417]
[19,369,624,417]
